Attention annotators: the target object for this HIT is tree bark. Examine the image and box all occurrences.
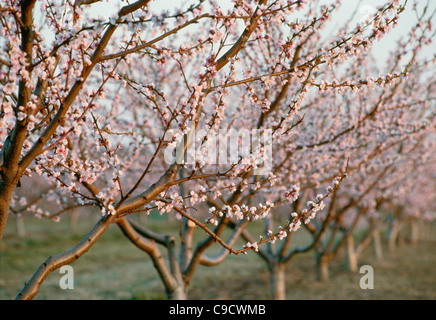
[167,282,188,300]
[388,221,400,252]
[372,229,383,261]
[316,253,330,282]
[409,220,419,247]
[69,208,78,233]
[269,261,286,300]
[346,236,358,272]
[16,214,26,238]
[116,217,188,300]
[0,183,17,239]
[16,214,115,300]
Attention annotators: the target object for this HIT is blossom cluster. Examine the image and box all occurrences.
[243,175,346,252]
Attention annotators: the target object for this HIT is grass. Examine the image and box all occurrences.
[0,213,435,300]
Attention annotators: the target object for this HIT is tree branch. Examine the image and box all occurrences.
[16,214,115,300]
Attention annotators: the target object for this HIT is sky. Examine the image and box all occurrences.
[326,0,435,65]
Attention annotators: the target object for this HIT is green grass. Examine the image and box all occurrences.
[1,213,435,300]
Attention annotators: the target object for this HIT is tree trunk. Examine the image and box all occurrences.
[316,253,330,282]
[388,221,401,252]
[409,220,419,247]
[0,182,15,239]
[117,217,188,300]
[16,213,26,238]
[372,229,383,261]
[269,261,286,300]
[167,283,188,300]
[346,236,358,272]
[69,208,78,233]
